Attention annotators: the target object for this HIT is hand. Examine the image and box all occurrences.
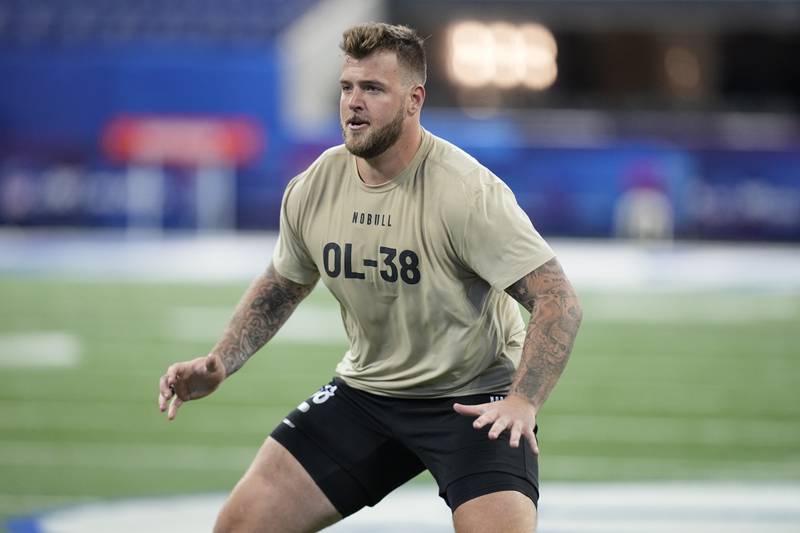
[158,354,225,421]
[453,394,540,455]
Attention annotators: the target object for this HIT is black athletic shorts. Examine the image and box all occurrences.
[271,378,539,517]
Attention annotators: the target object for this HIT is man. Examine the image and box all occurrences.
[158,22,582,533]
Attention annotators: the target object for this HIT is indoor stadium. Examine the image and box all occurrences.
[1,1,799,532]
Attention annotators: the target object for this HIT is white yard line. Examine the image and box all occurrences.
[0,494,99,514]
[0,230,277,283]
[540,414,800,446]
[169,304,347,344]
[0,441,254,471]
[0,332,81,368]
[537,482,800,533]
[2,230,800,290]
[587,295,800,323]
[7,483,800,533]
[542,454,800,479]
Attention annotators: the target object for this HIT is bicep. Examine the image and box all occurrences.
[456,180,555,292]
[264,263,319,304]
[504,257,579,314]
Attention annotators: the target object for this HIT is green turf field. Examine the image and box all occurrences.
[1,278,799,528]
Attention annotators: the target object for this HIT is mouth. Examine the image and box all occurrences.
[346,117,370,131]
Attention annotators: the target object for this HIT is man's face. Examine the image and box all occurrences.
[339,50,410,159]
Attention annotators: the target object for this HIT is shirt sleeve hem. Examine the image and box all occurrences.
[488,252,556,292]
[273,260,318,286]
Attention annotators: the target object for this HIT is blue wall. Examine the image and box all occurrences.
[1,45,799,240]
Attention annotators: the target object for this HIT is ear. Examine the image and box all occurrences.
[407,84,426,116]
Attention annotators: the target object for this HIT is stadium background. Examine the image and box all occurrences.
[1,0,799,531]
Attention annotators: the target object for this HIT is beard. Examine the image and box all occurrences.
[342,104,405,159]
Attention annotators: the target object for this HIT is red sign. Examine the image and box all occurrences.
[102,115,265,166]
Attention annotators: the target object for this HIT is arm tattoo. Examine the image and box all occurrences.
[213,264,317,377]
[505,257,583,410]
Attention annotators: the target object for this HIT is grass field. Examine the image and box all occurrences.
[1,275,799,529]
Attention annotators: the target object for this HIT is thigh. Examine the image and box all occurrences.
[401,392,539,511]
[272,380,425,516]
[452,490,537,533]
[214,437,340,533]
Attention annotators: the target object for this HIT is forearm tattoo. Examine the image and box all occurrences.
[214,264,316,377]
[505,257,583,410]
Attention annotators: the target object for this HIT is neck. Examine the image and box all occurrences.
[356,123,422,186]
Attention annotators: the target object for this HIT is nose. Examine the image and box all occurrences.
[347,88,364,111]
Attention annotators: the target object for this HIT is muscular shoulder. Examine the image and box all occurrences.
[423,134,507,223]
[280,144,350,232]
[284,144,350,205]
[422,133,525,259]
[426,135,482,182]
[309,143,351,174]
[425,134,505,200]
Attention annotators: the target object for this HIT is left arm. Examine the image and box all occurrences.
[454,257,583,453]
[505,256,583,410]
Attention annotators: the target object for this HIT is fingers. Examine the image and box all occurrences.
[455,399,538,453]
[453,402,485,416]
[473,409,498,430]
[455,403,504,434]
[509,423,539,454]
[167,395,183,421]
[488,418,538,454]
[487,417,511,440]
[160,356,219,421]
[526,426,540,455]
[158,364,182,418]
[509,421,524,448]
[453,402,498,430]
[158,373,173,412]
[455,403,511,434]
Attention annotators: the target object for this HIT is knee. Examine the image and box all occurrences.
[212,517,230,533]
[213,478,268,533]
[213,477,288,533]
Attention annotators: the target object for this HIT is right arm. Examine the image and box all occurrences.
[158,263,318,419]
[215,263,318,377]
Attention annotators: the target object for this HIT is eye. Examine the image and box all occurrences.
[340,84,352,93]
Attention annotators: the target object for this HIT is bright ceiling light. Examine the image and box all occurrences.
[447,20,558,91]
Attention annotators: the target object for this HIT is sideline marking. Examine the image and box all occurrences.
[3,231,800,290]
[0,332,81,367]
[0,440,254,471]
[169,304,346,344]
[6,483,800,533]
[589,295,799,323]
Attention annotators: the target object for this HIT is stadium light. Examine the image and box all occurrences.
[664,45,701,92]
[447,20,558,91]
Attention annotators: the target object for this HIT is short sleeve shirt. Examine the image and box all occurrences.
[273,129,554,397]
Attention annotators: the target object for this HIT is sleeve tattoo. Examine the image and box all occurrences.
[505,257,583,410]
[213,264,317,377]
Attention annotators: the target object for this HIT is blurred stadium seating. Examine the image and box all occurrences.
[0,0,318,44]
[0,0,798,240]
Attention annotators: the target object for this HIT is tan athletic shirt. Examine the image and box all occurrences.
[273,129,554,398]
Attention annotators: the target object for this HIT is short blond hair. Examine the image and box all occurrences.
[340,22,426,85]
